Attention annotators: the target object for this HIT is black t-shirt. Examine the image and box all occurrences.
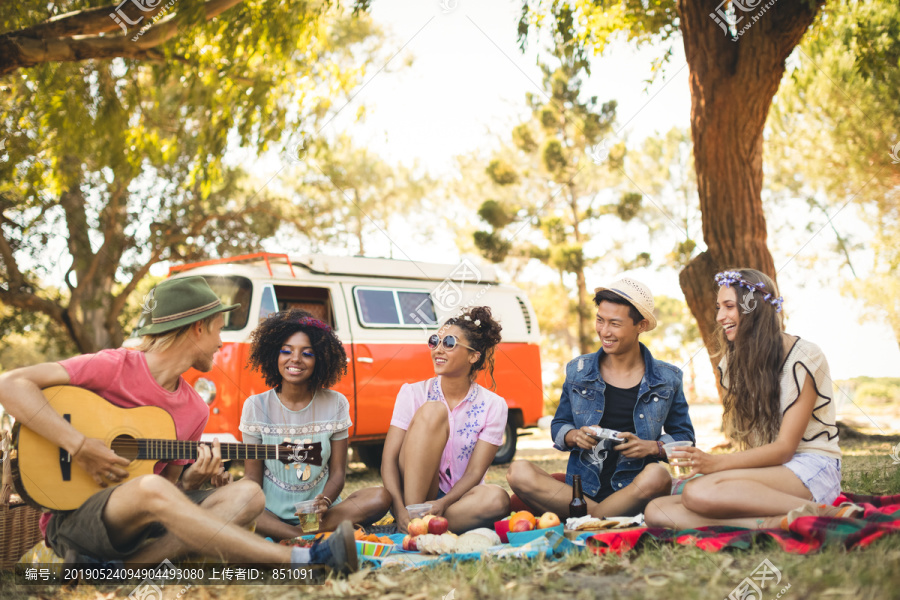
[594,382,639,500]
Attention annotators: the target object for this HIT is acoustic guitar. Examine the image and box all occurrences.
[10,386,323,511]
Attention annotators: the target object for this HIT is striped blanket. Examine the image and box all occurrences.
[586,493,900,555]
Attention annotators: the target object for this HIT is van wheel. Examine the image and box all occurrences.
[492,423,517,464]
[357,444,383,471]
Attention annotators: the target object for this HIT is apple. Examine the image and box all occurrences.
[427,515,450,535]
[407,518,428,537]
[537,512,561,529]
[422,514,436,526]
[511,518,534,532]
[402,535,418,551]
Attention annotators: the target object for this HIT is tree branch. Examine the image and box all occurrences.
[0,227,69,327]
[0,223,25,288]
[109,246,164,330]
[8,3,168,40]
[0,0,245,76]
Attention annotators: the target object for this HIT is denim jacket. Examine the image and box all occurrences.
[550,343,695,499]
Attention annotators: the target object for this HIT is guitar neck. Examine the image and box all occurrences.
[138,440,288,461]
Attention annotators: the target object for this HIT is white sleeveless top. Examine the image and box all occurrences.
[719,337,840,459]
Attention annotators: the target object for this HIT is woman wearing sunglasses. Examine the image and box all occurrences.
[374,306,511,534]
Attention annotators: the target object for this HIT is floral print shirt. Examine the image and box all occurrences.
[390,377,507,493]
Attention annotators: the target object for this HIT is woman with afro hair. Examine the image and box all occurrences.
[240,309,391,539]
[367,306,511,534]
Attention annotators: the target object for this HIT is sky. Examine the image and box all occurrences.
[300,0,898,385]
[146,0,900,390]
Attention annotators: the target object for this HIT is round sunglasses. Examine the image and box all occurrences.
[427,334,475,352]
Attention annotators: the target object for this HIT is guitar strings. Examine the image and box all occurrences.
[108,440,314,460]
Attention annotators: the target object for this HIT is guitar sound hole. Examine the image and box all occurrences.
[111,435,139,461]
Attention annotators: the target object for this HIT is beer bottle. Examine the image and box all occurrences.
[569,475,588,518]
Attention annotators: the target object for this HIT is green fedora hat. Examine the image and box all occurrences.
[136,276,240,336]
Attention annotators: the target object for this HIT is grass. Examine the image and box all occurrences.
[3,435,900,600]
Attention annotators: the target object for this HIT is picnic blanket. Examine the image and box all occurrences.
[364,530,581,570]
[585,492,900,556]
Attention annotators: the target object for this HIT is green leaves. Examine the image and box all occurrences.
[486,158,519,186]
[478,200,517,229]
[0,2,380,351]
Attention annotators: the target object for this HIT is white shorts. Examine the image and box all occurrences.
[784,453,842,505]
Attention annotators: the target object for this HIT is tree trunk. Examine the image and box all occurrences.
[575,265,593,355]
[567,185,593,355]
[353,189,365,256]
[676,0,824,381]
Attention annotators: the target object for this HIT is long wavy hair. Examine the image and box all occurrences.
[715,268,786,449]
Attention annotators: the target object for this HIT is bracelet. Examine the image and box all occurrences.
[72,436,86,458]
[656,440,665,458]
[321,495,332,508]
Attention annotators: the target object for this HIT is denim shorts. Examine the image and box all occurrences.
[784,453,842,505]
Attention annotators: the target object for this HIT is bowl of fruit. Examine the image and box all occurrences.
[503,510,564,546]
[354,530,396,558]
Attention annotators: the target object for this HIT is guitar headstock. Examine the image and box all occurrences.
[276,441,323,466]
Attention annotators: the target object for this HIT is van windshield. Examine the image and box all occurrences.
[128,275,253,336]
[203,275,252,330]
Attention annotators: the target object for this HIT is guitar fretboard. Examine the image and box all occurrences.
[136,440,301,461]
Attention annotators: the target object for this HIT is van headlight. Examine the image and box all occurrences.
[194,378,217,405]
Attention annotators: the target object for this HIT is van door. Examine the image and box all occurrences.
[344,284,437,440]
[266,283,357,436]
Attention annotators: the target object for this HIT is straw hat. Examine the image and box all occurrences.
[594,277,657,331]
[136,276,240,336]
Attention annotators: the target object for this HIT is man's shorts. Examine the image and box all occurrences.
[45,485,215,560]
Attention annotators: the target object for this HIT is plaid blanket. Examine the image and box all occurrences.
[586,492,900,556]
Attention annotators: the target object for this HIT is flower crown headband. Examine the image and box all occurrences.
[298,316,332,332]
[715,271,784,313]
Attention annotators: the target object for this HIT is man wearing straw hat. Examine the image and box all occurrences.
[0,276,357,575]
[507,277,695,519]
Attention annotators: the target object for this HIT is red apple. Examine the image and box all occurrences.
[511,518,534,532]
[427,515,449,535]
[407,518,428,537]
[537,512,561,529]
[402,535,418,551]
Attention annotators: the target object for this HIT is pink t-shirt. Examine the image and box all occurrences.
[40,348,209,533]
[390,377,508,494]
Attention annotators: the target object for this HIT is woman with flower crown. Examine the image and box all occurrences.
[364,306,511,534]
[240,309,392,539]
[645,268,862,530]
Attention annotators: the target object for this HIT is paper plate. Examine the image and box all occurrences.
[506,525,564,547]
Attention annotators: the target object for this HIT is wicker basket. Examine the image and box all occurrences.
[1,431,44,570]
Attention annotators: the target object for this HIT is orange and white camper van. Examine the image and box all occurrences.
[130,253,543,466]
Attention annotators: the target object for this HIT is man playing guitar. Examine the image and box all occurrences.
[0,276,357,575]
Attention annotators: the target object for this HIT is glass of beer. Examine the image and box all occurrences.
[663,441,694,479]
[294,500,320,534]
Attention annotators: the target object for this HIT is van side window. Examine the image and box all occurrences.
[356,289,400,324]
[398,291,436,325]
[354,287,436,328]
